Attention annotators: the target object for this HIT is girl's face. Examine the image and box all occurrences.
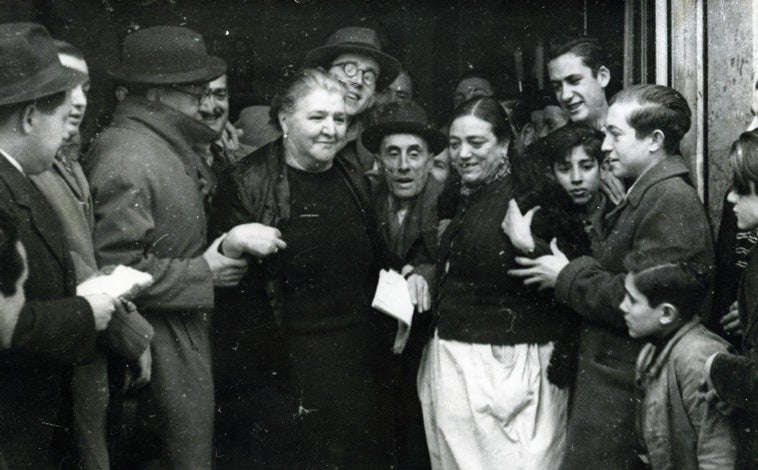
[728,181,758,230]
[553,144,603,206]
[448,115,508,185]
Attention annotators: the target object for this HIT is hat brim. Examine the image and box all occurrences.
[303,44,401,91]
[108,55,226,85]
[0,65,88,106]
[362,121,447,155]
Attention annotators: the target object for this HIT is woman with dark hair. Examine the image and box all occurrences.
[418,96,568,469]
[211,68,395,469]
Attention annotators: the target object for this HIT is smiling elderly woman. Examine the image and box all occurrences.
[211,68,395,468]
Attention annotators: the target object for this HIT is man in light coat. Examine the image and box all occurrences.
[86,26,249,469]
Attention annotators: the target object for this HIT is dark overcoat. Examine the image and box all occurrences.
[555,156,714,470]
[0,155,96,468]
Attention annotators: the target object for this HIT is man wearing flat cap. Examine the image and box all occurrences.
[304,26,402,171]
[362,100,445,470]
[86,26,249,469]
[0,22,123,468]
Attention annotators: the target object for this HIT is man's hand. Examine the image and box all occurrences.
[601,171,626,205]
[407,274,431,313]
[508,238,569,290]
[720,300,743,337]
[81,293,119,331]
[123,347,152,393]
[219,121,242,151]
[203,235,249,287]
[221,223,287,259]
[502,198,539,253]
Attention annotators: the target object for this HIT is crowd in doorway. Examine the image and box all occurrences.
[0,20,756,470]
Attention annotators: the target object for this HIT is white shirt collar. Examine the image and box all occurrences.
[0,148,25,176]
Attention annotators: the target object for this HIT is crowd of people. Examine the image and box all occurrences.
[0,18,756,470]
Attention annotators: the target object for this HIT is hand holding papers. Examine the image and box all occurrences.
[372,269,416,354]
[77,265,153,300]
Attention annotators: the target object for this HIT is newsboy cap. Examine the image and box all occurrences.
[109,26,226,85]
[303,27,401,91]
[0,23,87,106]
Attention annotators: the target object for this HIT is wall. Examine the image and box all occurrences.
[706,0,756,231]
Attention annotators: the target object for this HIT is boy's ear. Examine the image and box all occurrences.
[658,303,679,325]
[596,66,611,89]
[646,129,666,154]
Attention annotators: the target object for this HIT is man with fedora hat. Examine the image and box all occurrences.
[28,39,157,470]
[86,25,249,469]
[304,26,402,171]
[0,22,124,468]
[362,100,445,470]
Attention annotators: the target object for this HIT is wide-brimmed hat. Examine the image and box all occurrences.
[303,27,401,91]
[0,23,88,106]
[362,101,446,154]
[109,26,226,85]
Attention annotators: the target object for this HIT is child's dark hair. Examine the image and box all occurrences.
[609,84,691,156]
[542,123,604,167]
[623,248,712,320]
[730,129,758,196]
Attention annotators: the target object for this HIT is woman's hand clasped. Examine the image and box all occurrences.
[502,199,539,254]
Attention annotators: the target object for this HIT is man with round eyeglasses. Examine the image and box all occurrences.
[304,26,402,171]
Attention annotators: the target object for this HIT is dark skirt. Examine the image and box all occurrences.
[284,316,396,470]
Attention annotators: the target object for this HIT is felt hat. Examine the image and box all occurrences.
[109,26,226,85]
[303,27,401,91]
[362,100,446,154]
[235,105,281,152]
[0,23,88,106]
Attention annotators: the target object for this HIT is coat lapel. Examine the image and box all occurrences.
[0,156,68,273]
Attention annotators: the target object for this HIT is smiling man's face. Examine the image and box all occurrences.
[329,53,380,117]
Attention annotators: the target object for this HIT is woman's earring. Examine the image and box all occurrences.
[283,131,288,139]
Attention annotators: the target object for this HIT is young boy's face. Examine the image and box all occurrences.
[728,182,758,230]
[620,273,665,339]
[553,145,602,206]
[602,101,655,181]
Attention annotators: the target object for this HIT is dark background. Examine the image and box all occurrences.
[2,0,626,142]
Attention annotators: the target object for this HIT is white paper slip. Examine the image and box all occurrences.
[372,269,415,326]
[77,265,153,300]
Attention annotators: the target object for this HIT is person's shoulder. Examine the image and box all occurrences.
[228,139,277,177]
[86,125,158,171]
[671,323,731,373]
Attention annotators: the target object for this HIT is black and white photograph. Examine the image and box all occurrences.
[0,0,754,468]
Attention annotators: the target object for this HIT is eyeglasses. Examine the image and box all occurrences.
[332,61,378,86]
[170,85,229,105]
[170,84,211,105]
